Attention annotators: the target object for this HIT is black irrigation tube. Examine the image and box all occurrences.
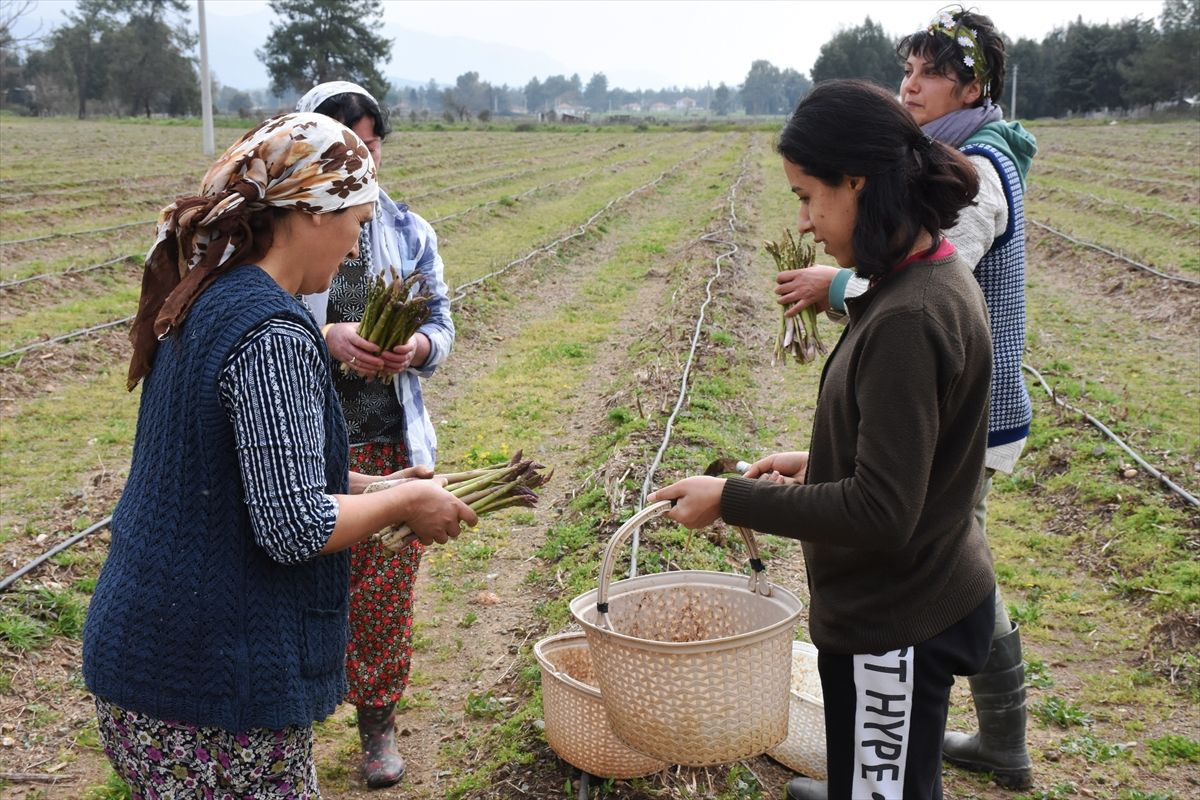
[449,138,733,304]
[0,516,113,593]
[1029,219,1200,286]
[1038,162,1197,190]
[428,154,647,226]
[0,253,139,290]
[397,138,629,204]
[1031,185,1200,228]
[1023,363,1200,508]
[0,218,154,247]
[630,142,752,578]
[0,315,134,360]
[0,140,733,591]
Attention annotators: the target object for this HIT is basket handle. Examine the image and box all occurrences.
[595,500,774,631]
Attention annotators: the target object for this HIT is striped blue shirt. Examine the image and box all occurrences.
[218,318,339,563]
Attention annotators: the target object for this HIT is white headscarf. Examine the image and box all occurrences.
[296,81,376,114]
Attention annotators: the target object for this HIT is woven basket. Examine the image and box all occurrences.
[766,641,827,779]
[569,501,803,767]
[534,632,669,779]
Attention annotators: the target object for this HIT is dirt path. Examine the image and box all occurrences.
[304,134,761,798]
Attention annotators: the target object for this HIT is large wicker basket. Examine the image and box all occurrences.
[766,641,827,779]
[534,631,669,779]
[569,501,803,767]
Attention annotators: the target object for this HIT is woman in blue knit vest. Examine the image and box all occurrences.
[775,7,1037,794]
[82,113,476,799]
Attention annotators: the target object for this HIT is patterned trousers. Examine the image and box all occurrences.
[345,441,424,707]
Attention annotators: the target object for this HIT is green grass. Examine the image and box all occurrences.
[1032,695,1094,728]
[2,119,1197,800]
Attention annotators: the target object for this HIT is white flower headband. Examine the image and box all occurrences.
[927,6,989,88]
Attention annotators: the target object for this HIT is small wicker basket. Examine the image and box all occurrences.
[766,641,827,779]
[534,631,668,779]
[570,501,804,767]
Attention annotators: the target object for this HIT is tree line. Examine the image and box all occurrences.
[1,0,1196,121]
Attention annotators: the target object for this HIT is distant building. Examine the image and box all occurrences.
[675,97,697,110]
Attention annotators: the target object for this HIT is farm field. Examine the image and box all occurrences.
[0,114,1197,800]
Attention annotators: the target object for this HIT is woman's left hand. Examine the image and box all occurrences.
[377,332,431,376]
[648,476,726,529]
[381,464,434,482]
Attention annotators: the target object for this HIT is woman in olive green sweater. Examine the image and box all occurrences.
[650,80,996,800]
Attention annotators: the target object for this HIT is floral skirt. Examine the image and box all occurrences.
[346,441,424,707]
[95,698,319,799]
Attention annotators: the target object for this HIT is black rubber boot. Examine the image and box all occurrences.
[943,623,1033,789]
[785,777,828,800]
[356,703,406,789]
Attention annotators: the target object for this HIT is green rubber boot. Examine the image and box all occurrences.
[943,624,1033,790]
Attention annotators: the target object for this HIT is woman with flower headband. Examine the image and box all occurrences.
[651,79,996,800]
[295,80,456,790]
[776,8,1036,791]
[82,112,476,798]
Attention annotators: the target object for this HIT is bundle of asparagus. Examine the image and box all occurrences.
[366,452,552,551]
[349,268,433,380]
[764,229,827,364]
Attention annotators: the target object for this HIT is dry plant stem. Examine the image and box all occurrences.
[764,229,827,364]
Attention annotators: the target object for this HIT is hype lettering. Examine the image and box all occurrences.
[852,647,913,800]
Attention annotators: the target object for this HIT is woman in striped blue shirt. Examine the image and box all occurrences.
[83,112,476,800]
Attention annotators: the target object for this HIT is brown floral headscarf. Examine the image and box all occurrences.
[127,111,378,390]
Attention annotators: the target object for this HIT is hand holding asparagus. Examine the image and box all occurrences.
[764,230,827,364]
[365,452,551,552]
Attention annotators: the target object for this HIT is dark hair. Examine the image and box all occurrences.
[897,9,1007,106]
[313,91,391,139]
[776,80,979,280]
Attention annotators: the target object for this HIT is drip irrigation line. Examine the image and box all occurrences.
[0,315,134,361]
[449,139,729,304]
[1040,163,1195,190]
[0,516,112,593]
[1032,185,1199,228]
[429,155,646,227]
[0,218,153,247]
[1023,363,1199,508]
[429,166,602,226]
[629,145,752,579]
[0,253,139,290]
[392,137,612,200]
[1029,220,1200,286]
[0,138,735,591]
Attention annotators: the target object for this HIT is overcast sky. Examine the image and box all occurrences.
[12,0,1167,91]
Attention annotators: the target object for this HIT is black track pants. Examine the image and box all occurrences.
[817,594,994,799]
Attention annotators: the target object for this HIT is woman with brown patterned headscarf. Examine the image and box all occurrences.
[83,112,476,799]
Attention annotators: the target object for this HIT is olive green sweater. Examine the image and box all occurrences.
[722,246,995,654]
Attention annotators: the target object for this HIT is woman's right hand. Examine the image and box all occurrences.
[390,479,478,545]
[324,321,385,379]
[323,477,478,554]
[743,452,809,484]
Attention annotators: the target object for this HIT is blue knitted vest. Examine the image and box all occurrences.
[83,265,351,732]
[960,142,1034,447]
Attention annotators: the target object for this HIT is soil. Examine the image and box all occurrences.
[2,133,1198,800]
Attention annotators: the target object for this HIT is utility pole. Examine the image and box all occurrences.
[198,0,214,156]
[1008,63,1017,119]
